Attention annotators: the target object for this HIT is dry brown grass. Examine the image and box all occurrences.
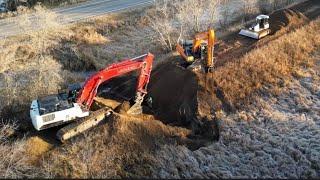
[40,114,191,178]
[0,121,49,178]
[212,18,320,108]
[0,6,84,118]
[25,137,53,165]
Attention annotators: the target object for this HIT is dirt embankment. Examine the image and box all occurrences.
[269,9,308,33]
[36,112,193,178]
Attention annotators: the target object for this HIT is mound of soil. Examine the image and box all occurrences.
[148,60,198,125]
[269,9,308,33]
[148,59,222,138]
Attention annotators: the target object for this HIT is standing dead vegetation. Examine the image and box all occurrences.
[0,121,49,178]
[147,0,219,51]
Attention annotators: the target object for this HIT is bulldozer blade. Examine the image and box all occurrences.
[239,29,260,39]
[239,29,271,39]
[56,107,113,142]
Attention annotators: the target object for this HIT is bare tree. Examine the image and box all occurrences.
[175,0,219,34]
[147,0,220,51]
[147,0,179,51]
[240,0,258,23]
[218,0,232,30]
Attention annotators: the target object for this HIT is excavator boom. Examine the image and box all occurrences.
[77,53,154,109]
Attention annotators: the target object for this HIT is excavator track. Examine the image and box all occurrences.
[56,107,113,142]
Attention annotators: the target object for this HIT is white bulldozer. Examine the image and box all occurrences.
[239,15,271,39]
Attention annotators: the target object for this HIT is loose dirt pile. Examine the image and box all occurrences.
[148,60,198,125]
[269,9,308,33]
[148,59,223,139]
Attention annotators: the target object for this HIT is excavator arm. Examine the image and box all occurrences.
[193,29,215,71]
[77,53,154,110]
[206,29,215,71]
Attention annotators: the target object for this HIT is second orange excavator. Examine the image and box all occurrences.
[176,29,215,73]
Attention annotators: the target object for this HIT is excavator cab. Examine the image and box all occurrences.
[178,40,209,66]
[66,83,82,103]
[178,40,195,63]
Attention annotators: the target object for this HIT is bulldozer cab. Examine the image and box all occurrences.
[256,15,269,29]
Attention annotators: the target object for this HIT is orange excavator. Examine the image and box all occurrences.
[176,29,215,73]
[30,53,154,141]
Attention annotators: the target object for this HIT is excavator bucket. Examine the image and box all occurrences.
[126,102,143,115]
[126,92,144,115]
